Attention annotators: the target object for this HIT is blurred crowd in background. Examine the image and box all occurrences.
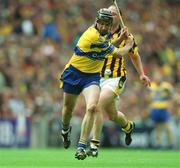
[0,0,179,149]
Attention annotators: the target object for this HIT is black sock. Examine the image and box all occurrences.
[91,139,100,147]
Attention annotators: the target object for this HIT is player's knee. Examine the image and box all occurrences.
[87,104,97,113]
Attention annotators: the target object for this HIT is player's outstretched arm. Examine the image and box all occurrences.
[129,52,151,87]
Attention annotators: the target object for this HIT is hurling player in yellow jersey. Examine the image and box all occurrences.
[60,8,134,160]
[87,5,151,157]
[149,71,174,149]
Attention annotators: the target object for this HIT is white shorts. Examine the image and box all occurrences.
[100,77,126,96]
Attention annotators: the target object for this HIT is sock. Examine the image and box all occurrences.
[78,139,86,149]
[90,139,100,148]
[122,120,132,133]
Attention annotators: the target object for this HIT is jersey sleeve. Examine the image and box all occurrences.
[129,34,139,56]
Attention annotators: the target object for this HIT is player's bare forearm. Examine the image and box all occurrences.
[129,52,151,87]
[112,27,128,47]
[114,46,131,58]
[114,37,134,58]
[129,52,144,76]
[112,37,124,47]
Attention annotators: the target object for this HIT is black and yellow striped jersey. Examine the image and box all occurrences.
[101,29,138,78]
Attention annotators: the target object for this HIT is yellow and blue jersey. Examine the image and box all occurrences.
[65,26,118,73]
[150,82,173,109]
[101,30,138,78]
[60,26,118,95]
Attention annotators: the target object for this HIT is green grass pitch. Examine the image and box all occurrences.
[0,148,179,168]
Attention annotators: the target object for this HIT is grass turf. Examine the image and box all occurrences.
[0,148,179,168]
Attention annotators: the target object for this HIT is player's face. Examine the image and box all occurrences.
[112,11,119,24]
[108,6,119,24]
[97,20,112,36]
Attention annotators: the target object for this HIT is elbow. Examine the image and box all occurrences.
[129,53,139,60]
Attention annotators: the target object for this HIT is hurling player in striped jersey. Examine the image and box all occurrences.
[87,5,151,157]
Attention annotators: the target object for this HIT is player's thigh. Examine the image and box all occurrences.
[98,88,118,118]
[100,77,126,97]
[99,88,116,108]
[82,85,100,108]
